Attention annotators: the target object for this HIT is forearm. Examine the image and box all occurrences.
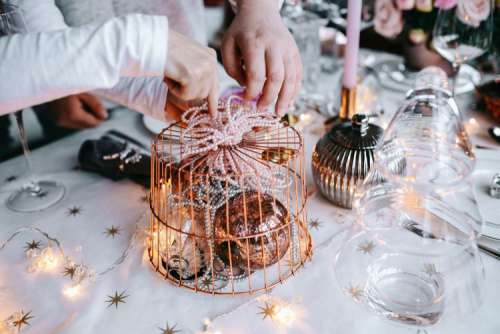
[0,14,167,115]
[19,0,168,119]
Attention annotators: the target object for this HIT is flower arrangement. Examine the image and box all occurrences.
[374,0,492,44]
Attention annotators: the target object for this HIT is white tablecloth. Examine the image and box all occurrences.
[1,55,499,334]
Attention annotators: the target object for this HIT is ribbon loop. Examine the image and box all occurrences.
[180,96,278,159]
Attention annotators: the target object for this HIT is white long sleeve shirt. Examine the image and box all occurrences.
[14,0,209,122]
[0,14,168,118]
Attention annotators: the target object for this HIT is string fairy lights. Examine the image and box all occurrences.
[196,318,223,334]
[256,295,302,328]
[62,284,82,299]
[26,242,61,273]
[0,212,145,306]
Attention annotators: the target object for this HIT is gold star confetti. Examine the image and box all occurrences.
[345,283,363,301]
[308,218,323,230]
[106,290,129,309]
[423,263,440,277]
[11,310,34,332]
[357,240,376,254]
[24,240,42,251]
[258,302,277,320]
[66,206,82,217]
[62,265,77,279]
[200,276,213,290]
[104,225,121,238]
[158,322,181,334]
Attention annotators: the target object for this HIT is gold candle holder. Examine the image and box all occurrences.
[339,86,357,120]
[324,86,357,131]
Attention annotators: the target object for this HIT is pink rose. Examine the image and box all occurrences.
[434,0,457,9]
[374,0,403,38]
[396,0,415,10]
[415,0,433,12]
[457,0,491,27]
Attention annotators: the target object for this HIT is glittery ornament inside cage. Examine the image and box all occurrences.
[148,97,312,295]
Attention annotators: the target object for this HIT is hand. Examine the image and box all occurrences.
[164,29,219,117]
[164,91,205,122]
[221,0,302,115]
[44,93,107,129]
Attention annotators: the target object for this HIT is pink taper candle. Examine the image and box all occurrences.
[343,0,362,89]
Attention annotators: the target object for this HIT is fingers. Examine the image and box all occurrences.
[166,77,218,119]
[164,99,183,122]
[221,37,245,85]
[69,105,102,128]
[257,49,284,110]
[164,78,184,98]
[164,40,219,118]
[241,42,265,100]
[165,31,219,115]
[275,56,297,117]
[80,93,107,120]
[49,95,102,129]
[290,53,303,109]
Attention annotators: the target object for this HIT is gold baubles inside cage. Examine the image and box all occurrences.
[148,98,312,295]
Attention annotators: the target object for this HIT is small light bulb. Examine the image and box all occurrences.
[63,284,82,299]
[274,304,296,327]
[38,246,60,272]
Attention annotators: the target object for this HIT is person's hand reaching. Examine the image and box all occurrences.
[44,93,107,129]
[221,0,302,116]
[164,29,219,118]
[164,91,205,122]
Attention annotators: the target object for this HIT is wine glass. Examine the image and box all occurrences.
[0,1,65,212]
[432,1,494,95]
[283,1,328,124]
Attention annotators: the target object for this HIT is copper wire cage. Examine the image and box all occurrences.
[147,102,312,295]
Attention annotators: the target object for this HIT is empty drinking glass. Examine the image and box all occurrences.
[334,67,484,333]
[432,0,494,95]
[0,1,65,212]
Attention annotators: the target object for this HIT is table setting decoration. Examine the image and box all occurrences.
[432,0,494,94]
[332,72,486,334]
[312,114,386,209]
[148,95,312,295]
[1,3,65,213]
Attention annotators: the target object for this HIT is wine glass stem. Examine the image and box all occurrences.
[14,110,41,195]
[451,62,460,97]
